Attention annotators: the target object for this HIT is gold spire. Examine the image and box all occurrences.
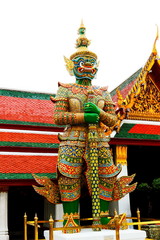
[70,21,97,60]
[152,24,159,54]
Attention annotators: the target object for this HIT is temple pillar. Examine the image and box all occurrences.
[115,145,132,216]
[0,187,9,240]
[110,145,132,218]
[55,204,63,227]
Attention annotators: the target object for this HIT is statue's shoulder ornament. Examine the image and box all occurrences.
[92,85,108,96]
[50,82,72,103]
[55,83,109,98]
[58,82,73,88]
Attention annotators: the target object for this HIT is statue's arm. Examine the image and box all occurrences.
[54,99,99,125]
[53,98,85,125]
[99,102,117,127]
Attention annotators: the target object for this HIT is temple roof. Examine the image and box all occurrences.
[0,153,57,180]
[110,68,142,107]
[0,89,63,128]
[114,122,160,140]
[0,89,60,183]
[0,129,59,149]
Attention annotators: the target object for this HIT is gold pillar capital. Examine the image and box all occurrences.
[116,145,127,165]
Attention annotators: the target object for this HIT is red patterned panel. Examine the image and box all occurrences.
[0,96,55,124]
[0,155,58,173]
[128,124,160,135]
[0,132,59,143]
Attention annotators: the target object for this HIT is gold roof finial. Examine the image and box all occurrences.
[152,24,159,54]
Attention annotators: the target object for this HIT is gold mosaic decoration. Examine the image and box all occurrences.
[115,146,127,165]
[128,76,160,121]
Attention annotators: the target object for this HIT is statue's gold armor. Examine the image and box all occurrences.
[54,82,122,202]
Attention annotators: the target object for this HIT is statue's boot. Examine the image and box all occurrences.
[100,199,110,227]
[100,199,128,230]
[62,199,80,233]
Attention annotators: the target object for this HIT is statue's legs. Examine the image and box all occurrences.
[58,146,123,230]
[100,199,110,224]
[63,199,79,225]
[58,175,81,231]
[58,146,84,233]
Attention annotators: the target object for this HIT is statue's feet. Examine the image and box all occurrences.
[63,213,80,233]
[101,217,111,229]
[100,210,111,229]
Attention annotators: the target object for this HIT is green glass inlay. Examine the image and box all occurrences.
[115,124,160,140]
[0,119,65,128]
[0,173,57,179]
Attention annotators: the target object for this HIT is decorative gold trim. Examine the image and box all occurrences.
[74,113,85,124]
[128,76,160,121]
[115,146,127,165]
[124,52,157,107]
[100,210,109,217]
[64,56,74,76]
[63,213,80,233]
[128,112,160,121]
[63,212,80,220]
[70,50,97,60]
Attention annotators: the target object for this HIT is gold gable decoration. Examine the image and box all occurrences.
[124,25,159,108]
[114,30,160,127]
[127,76,160,121]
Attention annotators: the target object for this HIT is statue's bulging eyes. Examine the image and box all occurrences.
[80,61,85,67]
[73,57,96,67]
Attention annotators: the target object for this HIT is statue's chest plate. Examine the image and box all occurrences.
[68,92,105,112]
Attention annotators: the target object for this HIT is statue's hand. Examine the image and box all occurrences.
[84,113,99,124]
[84,102,100,114]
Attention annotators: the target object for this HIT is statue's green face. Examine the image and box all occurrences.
[72,56,98,81]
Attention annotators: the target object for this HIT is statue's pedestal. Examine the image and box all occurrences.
[44,229,146,240]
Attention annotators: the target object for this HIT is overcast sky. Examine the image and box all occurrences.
[0,0,160,94]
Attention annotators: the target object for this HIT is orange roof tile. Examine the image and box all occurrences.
[0,132,59,143]
[128,124,160,135]
[0,96,55,125]
[0,154,57,174]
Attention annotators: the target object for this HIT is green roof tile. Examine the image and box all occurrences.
[115,123,160,140]
[0,173,56,180]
